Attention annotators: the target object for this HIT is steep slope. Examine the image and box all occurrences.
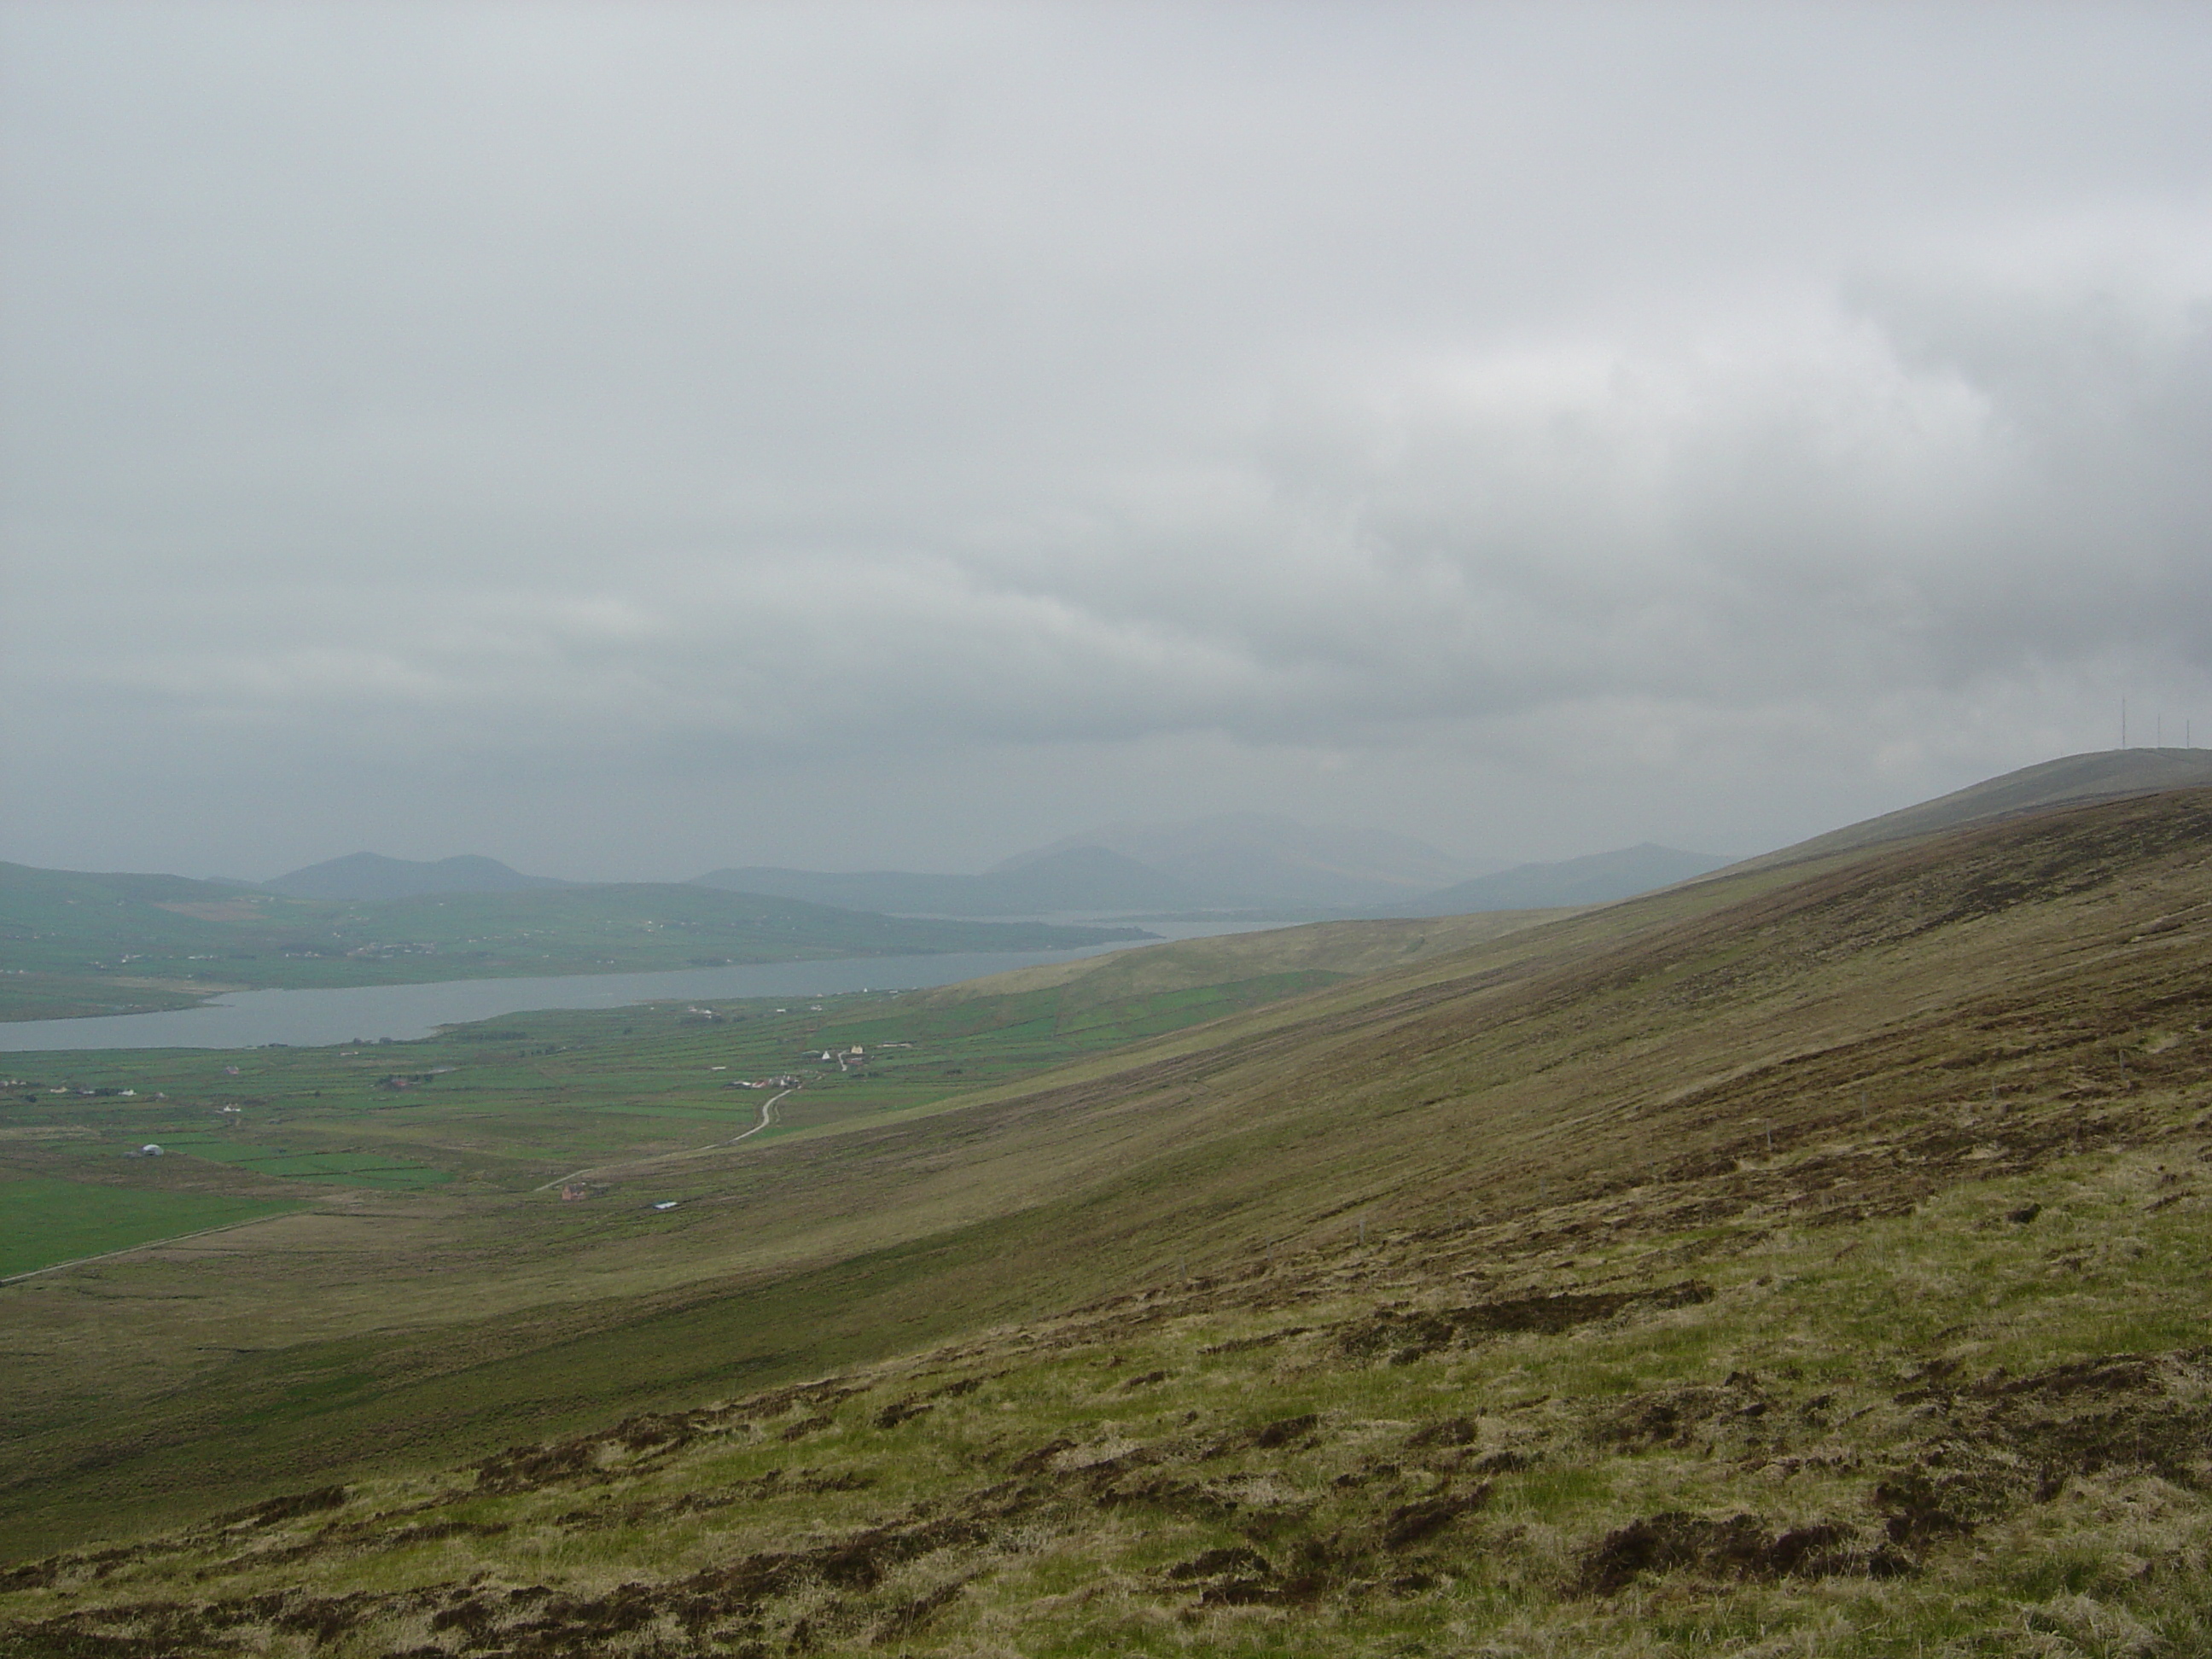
[1743,745,2212,870]
[5,788,2211,1656]
[691,847,1204,916]
[262,853,570,901]
[1396,842,1731,914]
[903,905,1573,1011]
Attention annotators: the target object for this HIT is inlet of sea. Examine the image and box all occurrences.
[0,919,1288,1053]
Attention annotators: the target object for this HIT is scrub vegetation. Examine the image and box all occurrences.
[3,790,2211,1654]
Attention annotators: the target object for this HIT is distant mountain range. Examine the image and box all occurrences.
[690,818,1723,918]
[250,817,1699,918]
[264,853,570,902]
[184,748,2212,923]
[13,748,2207,1026]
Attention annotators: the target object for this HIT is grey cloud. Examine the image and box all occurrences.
[5,3,2211,876]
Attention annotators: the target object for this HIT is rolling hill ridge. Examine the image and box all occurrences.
[262,853,572,902]
[4,779,2210,1651]
[1389,842,1731,915]
[1739,745,2212,870]
[0,864,1146,1021]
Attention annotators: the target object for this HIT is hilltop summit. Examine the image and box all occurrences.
[1743,747,2212,873]
[260,852,570,902]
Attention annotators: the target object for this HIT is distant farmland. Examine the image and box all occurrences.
[0,1173,297,1280]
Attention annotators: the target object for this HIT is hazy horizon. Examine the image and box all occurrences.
[217,810,1533,888]
[6,4,2209,882]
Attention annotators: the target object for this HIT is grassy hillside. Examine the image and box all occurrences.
[0,863,1146,1021]
[0,913,1574,1555]
[3,790,2210,1652]
[1397,843,1731,915]
[907,907,1569,1007]
[1736,746,2212,873]
[263,852,569,901]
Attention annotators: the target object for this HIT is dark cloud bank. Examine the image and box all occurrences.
[4,3,2209,880]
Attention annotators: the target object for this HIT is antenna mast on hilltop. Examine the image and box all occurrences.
[2121,697,2127,748]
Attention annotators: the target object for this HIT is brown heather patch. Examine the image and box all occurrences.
[6,793,2212,1651]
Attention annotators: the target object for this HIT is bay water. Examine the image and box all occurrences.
[0,920,1278,1052]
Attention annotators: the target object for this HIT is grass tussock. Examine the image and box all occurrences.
[5,790,2212,1651]
[3,1126,2209,1656]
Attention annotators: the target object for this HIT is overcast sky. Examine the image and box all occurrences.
[4,3,2209,881]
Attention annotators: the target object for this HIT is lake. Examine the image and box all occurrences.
[0,920,1279,1052]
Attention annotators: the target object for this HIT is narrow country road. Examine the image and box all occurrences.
[532,1086,797,1193]
[721,1085,789,1146]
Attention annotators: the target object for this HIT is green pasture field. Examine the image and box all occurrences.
[0,1173,298,1279]
[154,1138,451,1190]
[0,949,1393,1551]
[12,792,2212,1648]
[0,965,1357,1198]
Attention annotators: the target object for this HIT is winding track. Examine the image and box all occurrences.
[531,1086,796,1194]
[719,1084,789,1146]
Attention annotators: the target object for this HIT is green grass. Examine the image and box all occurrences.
[7,1139,2208,1654]
[0,939,1452,1551]
[0,1173,297,1278]
[0,966,1396,1198]
[156,1138,451,1189]
[6,794,2212,1649]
